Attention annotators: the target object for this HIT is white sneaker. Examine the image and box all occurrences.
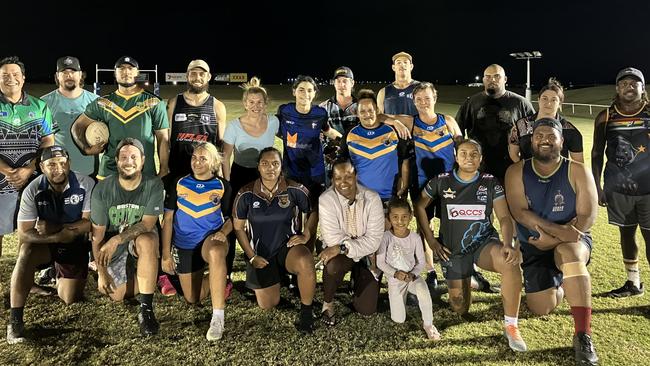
[206,316,224,341]
[423,324,441,341]
[504,324,527,352]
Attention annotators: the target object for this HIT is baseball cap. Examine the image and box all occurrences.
[532,117,563,133]
[616,67,645,85]
[187,59,210,73]
[114,56,139,69]
[115,138,145,157]
[56,56,81,72]
[392,51,413,63]
[333,66,354,80]
[41,145,69,162]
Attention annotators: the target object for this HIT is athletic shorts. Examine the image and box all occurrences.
[107,241,137,287]
[50,241,90,279]
[246,245,292,290]
[521,234,593,293]
[0,192,19,235]
[440,236,497,280]
[172,244,205,274]
[605,190,650,229]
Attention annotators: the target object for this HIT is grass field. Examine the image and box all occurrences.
[1,84,649,365]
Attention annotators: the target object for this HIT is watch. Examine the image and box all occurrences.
[339,241,348,255]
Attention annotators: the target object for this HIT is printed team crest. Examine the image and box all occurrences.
[253,201,261,209]
[277,194,290,208]
[443,188,456,199]
[287,132,298,148]
[200,114,211,123]
[383,137,392,146]
[552,190,565,212]
[209,193,221,205]
[28,112,35,119]
[69,194,81,205]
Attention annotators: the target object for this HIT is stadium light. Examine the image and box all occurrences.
[510,51,542,101]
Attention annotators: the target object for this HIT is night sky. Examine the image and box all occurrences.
[5,0,649,87]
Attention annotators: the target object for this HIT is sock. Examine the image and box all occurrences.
[10,307,24,324]
[625,261,641,288]
[212,309,224,321]
[300,303,313,319]
[139,293,154,309]
[504,315,518,327]
[570,306,592,335]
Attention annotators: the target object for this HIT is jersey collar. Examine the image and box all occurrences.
[0,91,30,106]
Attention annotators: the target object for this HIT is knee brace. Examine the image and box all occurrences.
[561,261,589,279]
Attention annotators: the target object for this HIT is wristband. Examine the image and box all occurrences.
[249,255,257,264]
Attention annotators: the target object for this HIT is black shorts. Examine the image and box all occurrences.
[605,190,650,229]
[521,234,593,293]
[246,245,292,289]
[440,236,496,280]
[37,241,90,280]
[172,244,206,274]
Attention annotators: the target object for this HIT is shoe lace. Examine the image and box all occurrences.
[579,334,593,353]
[505,325,522,340]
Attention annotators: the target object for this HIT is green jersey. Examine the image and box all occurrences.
[0,92,56,195]
[90,174,164,259]
[84,89,168,178]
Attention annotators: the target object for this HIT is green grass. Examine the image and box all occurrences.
[1,85,648,365]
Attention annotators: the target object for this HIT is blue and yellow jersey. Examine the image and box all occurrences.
[164,174,232,250]
[341,123,409,200]
[413,114,456,189]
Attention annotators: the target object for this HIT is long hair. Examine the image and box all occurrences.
[241,76,268,104]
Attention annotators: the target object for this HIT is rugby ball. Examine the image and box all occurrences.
[85,122,109,146]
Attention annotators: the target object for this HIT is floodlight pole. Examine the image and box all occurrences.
[509,51,542,102]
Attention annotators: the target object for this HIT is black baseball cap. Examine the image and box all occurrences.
[616,67,645,85]
[333,66,354,80]
[114,56,139,69]
[115,138,145,157]
[532,117,563,133]
[56,56,81,72]
[41,145,69,162]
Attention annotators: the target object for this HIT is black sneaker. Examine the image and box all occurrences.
[296,312,315,335]
[138,307,159,336]
[6,321,25,344]
[471,270,499,293]
[606,281,644,298]
[426,270,438,289]
[573,332,598,365]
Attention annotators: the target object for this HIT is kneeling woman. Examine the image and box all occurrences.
[162,142,232,341]
[414,139,527,353]
[233,147,317,334]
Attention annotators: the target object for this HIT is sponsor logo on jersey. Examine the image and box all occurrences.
[0,111,7,117]
[196,183,205,189]
[285,120,295,125]
[311,122,317,129]
[253,201,260,209]
[447,204,486,220]
[476,185,488,202]
[552,190,565,212]
[287,132,298,148]
[442,188,456,199]
[495,184,504,195]
[174,113,187,122]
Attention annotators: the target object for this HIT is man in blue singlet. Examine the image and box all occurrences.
[506,118,598,366]
[377,51,419,116]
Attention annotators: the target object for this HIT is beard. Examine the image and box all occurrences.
[486,87,498,96]
[533,147,560,162]
[118,167,139,180]
[188,83,209,94]
[117,81,137,88]
[63,80,77,91]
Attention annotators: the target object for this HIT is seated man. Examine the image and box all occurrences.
[318,159,385,325]
[7,146,95,344]
[90,138,164,337]
[505,118,599,366]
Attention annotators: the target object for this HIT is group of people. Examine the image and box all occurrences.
[1,51,647,366]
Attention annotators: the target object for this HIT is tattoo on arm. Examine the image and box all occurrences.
[117,222,153,243]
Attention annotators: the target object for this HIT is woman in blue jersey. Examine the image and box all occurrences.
[233,147,317,334]
[414,139,528,353]
[161,142,232,341]
[508,78,583,162]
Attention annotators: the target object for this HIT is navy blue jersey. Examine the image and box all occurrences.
[383,81,419,116]
[413,114,456,189]
[517,158,576,253]
[277,103,330,182]
[234,178,311,259]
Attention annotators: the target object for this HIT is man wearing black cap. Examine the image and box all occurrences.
[506,118,599,366]
[90,137,164,336]
[7,146,95,344]
[0,56,56,258]
[71,56,170,180]
[592,67,650,298]
[42,57,98,177]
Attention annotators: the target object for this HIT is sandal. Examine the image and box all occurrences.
[321,310,336,326]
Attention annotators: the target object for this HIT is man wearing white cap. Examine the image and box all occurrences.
[71,56,170,180]
[166,59,226,179]
[592,67,650,298]
[42,56,98,177]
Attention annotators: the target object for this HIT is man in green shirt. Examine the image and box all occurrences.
[0,56,56,257]
[71,56,169,179]
[91,138,164,336]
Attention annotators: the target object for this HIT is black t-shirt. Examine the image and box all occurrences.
[456,90,535,182]
[510,113,583,160]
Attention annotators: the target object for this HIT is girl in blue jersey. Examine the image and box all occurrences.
[161,142,232,341]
